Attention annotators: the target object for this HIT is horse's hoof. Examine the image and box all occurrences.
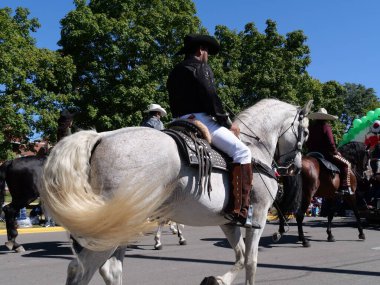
[272,232,281,242]
[200,276,219,285]
[154,244,162,250]
[5,241,14,251]
[327,237,335,242]
[179,239,187,246]
[302,240,311,247]
[15,245,25,253]
[358,233,366,240]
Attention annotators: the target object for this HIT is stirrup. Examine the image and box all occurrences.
[335,187,351,196]
[224,213,261,229]
[244,205,261,228]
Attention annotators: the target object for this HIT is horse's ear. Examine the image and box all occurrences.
[300,100,314,117]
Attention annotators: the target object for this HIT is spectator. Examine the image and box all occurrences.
[140,103,167,130]
[57,109,76,142]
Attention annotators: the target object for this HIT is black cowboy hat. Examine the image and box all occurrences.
[59,109,77,120]
[176,34,220,55]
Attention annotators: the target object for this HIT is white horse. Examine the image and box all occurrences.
[40,98,312,285]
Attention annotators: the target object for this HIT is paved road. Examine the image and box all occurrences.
[1,217,379,285]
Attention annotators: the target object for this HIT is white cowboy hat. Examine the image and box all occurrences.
[144,103,167,117]
[308,108,338,120]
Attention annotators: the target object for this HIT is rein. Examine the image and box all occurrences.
[237,107,305,174]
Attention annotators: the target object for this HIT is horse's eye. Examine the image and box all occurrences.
[304,129,309,140]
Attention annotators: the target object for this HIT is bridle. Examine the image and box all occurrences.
[274,108,308,176]
[238,107,307,177]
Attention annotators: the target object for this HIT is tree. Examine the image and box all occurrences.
[211,20,312,114]
[340,83,379,127]
[59,0,202,131]
[0,7,76,160]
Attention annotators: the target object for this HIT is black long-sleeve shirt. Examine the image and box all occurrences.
[167,56,227,122]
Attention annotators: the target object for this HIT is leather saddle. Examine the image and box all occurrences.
[307,152,340,174]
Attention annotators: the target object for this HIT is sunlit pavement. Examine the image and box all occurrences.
[0,226,66,235]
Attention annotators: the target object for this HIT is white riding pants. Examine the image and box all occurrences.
[179,113,252,164]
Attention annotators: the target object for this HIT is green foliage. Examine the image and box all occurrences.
[340,83,379,127]
[1,1,379,161]
[212,20,312,115]
[0,7,76,160]
[59,0,201,131]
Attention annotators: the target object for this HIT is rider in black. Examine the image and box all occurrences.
[167,34,260,228]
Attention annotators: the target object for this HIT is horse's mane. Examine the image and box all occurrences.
[236,99,300,132]
[238,99,294,118]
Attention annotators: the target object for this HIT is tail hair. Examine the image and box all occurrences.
[40,130,172,251]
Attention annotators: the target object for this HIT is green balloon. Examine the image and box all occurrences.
[367,110,375,120]
[374,108,380,118]
[361,116,368,123]
[353,118,362,128]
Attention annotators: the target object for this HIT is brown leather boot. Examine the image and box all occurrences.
[240,163,253,218]
[224,163,261,229]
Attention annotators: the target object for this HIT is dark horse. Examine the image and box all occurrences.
[0,155,46,252]
[274,141,369,247]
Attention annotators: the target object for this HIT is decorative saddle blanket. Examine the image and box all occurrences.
[307,152,340,173]
[163,119,231,196]
[163,119,231,172]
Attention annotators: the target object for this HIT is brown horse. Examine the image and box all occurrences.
[274,142,368,247]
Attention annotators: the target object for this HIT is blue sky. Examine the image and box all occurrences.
[3,0,380,97]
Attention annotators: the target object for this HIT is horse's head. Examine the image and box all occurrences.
[275,100,313,176]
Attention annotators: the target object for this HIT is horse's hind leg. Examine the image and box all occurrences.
[66,237,117,285]
[2,203,24,252]
[154,221,164,250]
[200,225,245,285]
[99,246,127,285]
[169,221,178,234]
[326,209,336,242]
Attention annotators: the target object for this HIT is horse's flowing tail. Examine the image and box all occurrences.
[40,130,173,251]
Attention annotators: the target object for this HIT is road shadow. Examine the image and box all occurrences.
[0,241,73,260]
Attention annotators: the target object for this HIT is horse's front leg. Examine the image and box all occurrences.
[345,195,366,240]
[295,210,310,247]
[3,203,24,252]
[200,225,245,285]
[176,224,187,246]
[244,227,264,285]
[272,213,285,242]
[99,246,127,285]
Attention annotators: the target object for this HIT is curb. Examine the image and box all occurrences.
[0,227,66,235]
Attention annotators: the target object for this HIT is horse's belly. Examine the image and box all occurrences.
[169,198,226,226]
[167,173,228,226]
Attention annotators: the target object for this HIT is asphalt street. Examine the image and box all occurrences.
[1,216,379,285]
